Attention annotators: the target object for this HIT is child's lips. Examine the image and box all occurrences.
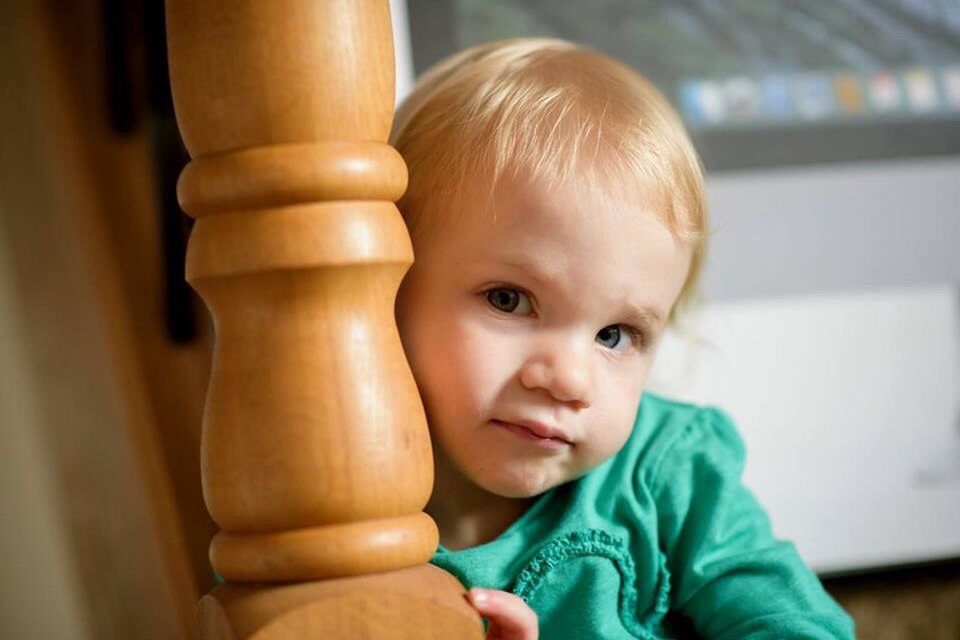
[491,419,573,448]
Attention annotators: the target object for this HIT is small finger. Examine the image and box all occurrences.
[468,588,538,640]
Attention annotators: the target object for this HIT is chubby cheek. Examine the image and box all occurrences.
[403,301,510,434]
[579,373,646,465]
[430,314,515,425]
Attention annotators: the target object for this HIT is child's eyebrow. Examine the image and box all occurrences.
[497,257,556,287]
[621,306,664,330]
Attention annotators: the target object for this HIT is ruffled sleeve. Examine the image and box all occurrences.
[649,406,855,639]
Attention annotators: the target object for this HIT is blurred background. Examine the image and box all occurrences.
[1,1,213,638]
[1,0,958,637]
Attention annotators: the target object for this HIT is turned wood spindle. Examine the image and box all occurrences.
[165,1,485,637]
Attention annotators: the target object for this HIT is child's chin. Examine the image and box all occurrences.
[474,470,558,500]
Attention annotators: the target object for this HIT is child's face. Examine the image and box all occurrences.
[396,175,691,499]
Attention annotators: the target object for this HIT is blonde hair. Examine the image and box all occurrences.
[390,38,708,324]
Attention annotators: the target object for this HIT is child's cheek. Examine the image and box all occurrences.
[445,318,507,410]
[450,316,523,419]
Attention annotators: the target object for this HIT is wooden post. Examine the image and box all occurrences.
[165,1,484,637]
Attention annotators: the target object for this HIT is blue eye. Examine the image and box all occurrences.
[486,288,533,315]
[596,325,636,351]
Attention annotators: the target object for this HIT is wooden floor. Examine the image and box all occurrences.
[823,560,960,639]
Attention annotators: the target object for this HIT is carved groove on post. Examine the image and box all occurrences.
[178,142,408,216]
[209,513,438,582]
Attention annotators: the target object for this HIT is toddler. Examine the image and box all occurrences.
[391,38,854,639]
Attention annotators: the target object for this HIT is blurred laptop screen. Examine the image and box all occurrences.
[407,0,960,169]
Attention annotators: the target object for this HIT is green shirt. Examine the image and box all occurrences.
[430,392,855,639]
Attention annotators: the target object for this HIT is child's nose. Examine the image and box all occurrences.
[518,336,594,409]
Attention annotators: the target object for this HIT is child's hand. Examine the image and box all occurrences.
[467,588,539,640]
